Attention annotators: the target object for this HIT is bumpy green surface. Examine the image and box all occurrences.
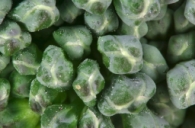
[0,99,40,128]
[98,73,156,116]
[166,0,179,4]
[146,9,173,40]
[0,0,12,25]
[167,30,195,64]
[12,44,42,75]
[122,107,170,128]
[149,85,186,127]
[98,35,143,74]
[72,0,112,15]
[9,0,59,32]
[36,45,74,91]
[113,0,161,26]
[174,2,194,33]
[84,7,119,36]
[79,107,114,128]
[184,0,195,25]
[0,0,194,127]
[58,0,83,24]
[0,78,10,111]
[0,54,10,72]
[41,104,78,128]
[0,20,31,56]
[29,78,66,114]
[141,43,169,83]
[53,26,92,60]
[9,70,34,98]
[118,22,148,39]
[153,0,167,20]
[73,59,105,107]
[167,60,195,109]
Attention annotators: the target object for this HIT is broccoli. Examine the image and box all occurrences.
[0,99,40,128]
[0,0,12,25]
[72,0,112,15]
[148,84,186,127]
[57,0,83,24]
[84,7,119,36]
[9,0,60,32]
[98,73,156,116]
[12,44,42,75]
[97,35,143,74]
[141,43,169,83]
[0,0,194,127]
[53,26,92,60]
[29,78,67,114]
[79,107,114,128]
[0,78,10,111]
[122,107,170,128]
[0,20,31,56]
[167,60,195,109]
[73,59,105,107]
[36,45,74,91]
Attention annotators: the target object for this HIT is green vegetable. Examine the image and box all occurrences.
[146,9,173,40]
[113,0,161,26]
[166,0,179,4]
[9,0,59,32]
[41,102,83,128]
[84,7,119,36]
[0,0,195,127]
[29,78,67,114]
[79,107,114,128]
[122,107,170,128]
[148,84,186,127]
[57,0,83,24]
[0,54,10,72]
[98,73,156,116]
[98,35,143,74]
[0,99,40,128]
[167,31,195,64]
[53,26,92,60]
[9,70,34,98]
[141,43,169,83]
[0,20,31,56]
[0,0,12,24]
[0,78,10,111]
[184,0,195,25]
[12,44,42,75]
[0,63,14,78]
[73,59,105,107]
[72,0,112,15]
[36,45,74,91]
[118,22,148,39]
[174,2,194,33]
[153,0,167,20]
[167,59,195,109]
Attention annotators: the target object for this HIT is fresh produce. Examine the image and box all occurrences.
[73,59,105,107]
[1,0,195,128]
[97,35,143,74]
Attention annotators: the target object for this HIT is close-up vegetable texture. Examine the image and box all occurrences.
[1,0,195,128]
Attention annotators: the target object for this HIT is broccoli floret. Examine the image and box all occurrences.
[98,35,143,74]
[98,73,156,116]
[9,0,60,32]
[73,59,105,107]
